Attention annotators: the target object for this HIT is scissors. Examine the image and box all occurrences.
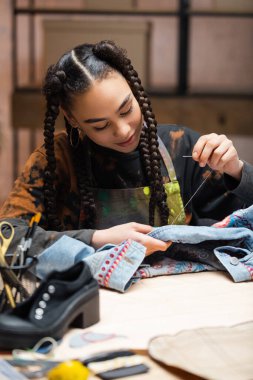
[0,221,16,308]
[0,221,14,256]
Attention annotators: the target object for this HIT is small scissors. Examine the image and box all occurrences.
[0,221,16,307]
[0,221,14,256]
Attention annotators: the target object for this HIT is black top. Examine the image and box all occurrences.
[87,124,252,225]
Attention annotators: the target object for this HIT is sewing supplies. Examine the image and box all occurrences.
[172,170,213,225]
[11,212,41,300]
[6,337,61,379]
[17,212,41,265]
[69,331,120,348]
[25,212,41,255]
[0,221,18,308]
[26,351,149,380]
[12,336,59,360]
[82,350,149,379]
[7,358,61,379]
[171,157,214,225]
[0,215,40,310]
[171,161,213,225]
[87,354,146,374]
[47,360,89,380]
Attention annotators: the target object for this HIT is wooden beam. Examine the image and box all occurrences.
[151,96,253,135]
[12,91,253,135]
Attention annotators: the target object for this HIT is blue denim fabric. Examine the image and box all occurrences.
[148,224,253,283]
[36,236,145,292]
[36,205,253,292]
[36,235,95,279]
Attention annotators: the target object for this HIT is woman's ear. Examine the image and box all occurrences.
[61,109,79,128]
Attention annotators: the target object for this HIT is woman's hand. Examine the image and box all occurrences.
[193,133,244,181]
[91,222,172,256]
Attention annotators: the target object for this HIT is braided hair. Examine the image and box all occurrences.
[42,40,169,230]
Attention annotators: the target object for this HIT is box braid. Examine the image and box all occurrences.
[93,41,169,226]
[42,67,63,230]
[42,44,113,230]
[65,119,96,228]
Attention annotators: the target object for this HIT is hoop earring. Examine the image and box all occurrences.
[70,127,80,149]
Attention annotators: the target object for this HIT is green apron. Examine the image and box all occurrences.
[91,136,186,229]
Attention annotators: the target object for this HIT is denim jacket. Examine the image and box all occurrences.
[36,205,253,292]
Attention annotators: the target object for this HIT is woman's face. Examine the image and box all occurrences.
[69,71,143,153]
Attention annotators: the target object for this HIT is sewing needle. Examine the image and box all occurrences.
[171,156,214,225]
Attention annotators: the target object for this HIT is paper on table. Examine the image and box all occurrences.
[53,272,253,360]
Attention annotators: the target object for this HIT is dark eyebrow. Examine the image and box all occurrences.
[83,93,131,124]
[116,93,131,112]
[84,117,107,123]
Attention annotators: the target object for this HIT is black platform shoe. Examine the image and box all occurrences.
[0,261,99,350]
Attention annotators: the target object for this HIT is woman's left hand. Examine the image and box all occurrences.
[192,133,244,181]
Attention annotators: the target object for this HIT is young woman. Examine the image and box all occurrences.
[1,40,253,256]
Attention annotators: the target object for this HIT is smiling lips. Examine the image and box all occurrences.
[116,133,135,147]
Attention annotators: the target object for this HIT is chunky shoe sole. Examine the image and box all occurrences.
[0,263,100,350]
